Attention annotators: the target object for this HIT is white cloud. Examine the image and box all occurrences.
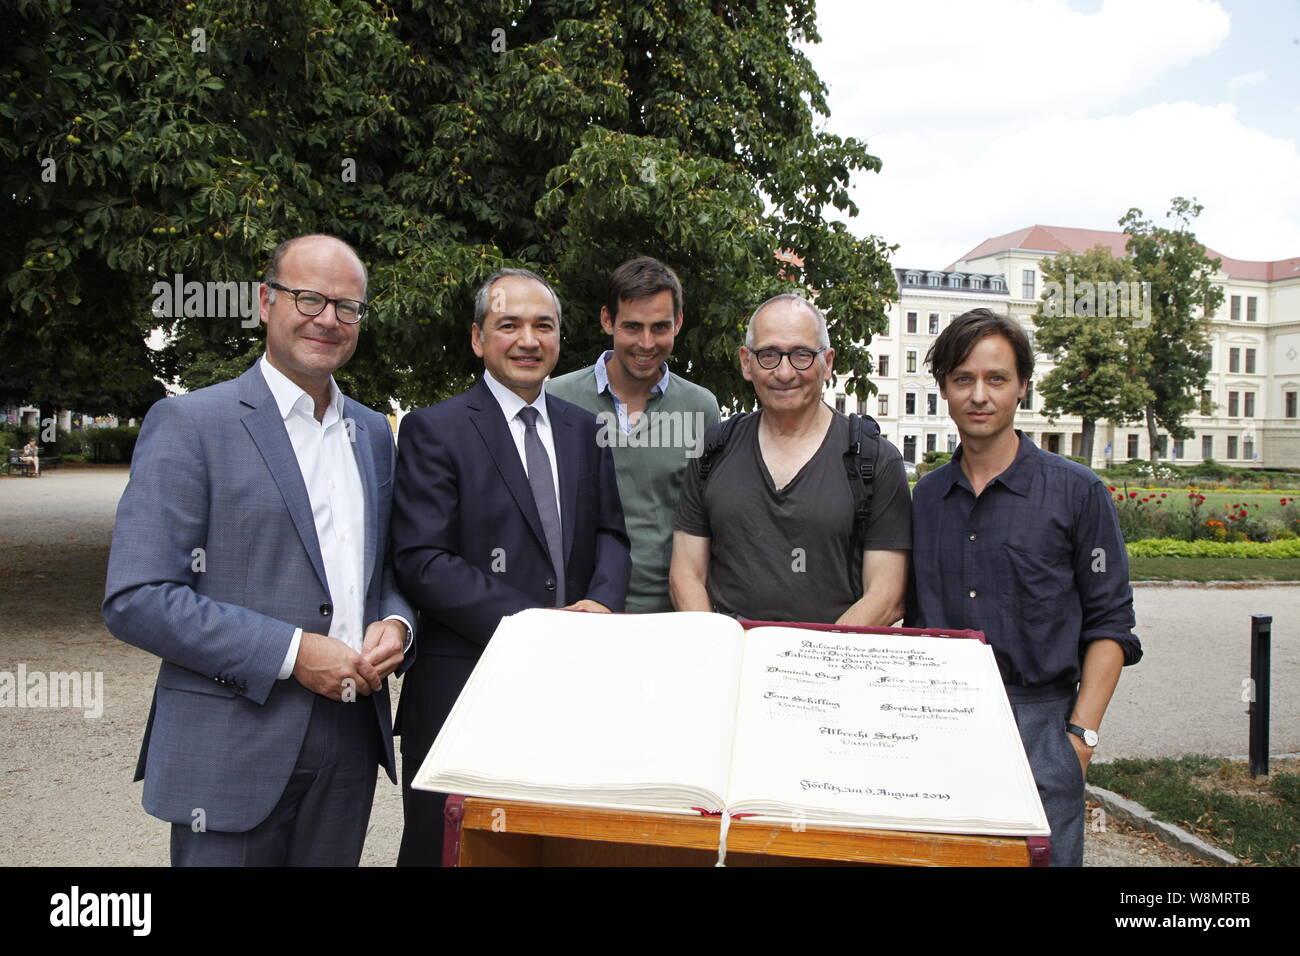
[800,0,1300,268]
[807,0,1230,132]
[838,102,1300,268]
[1227,70,1267,90]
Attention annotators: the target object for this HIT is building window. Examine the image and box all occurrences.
[947,434,958,452]
[1023,380,1033,411]
[878,395,889,416]
[1156,435,1168,458]
[1202,434,1213,459]
[1022,269,1035,300]
[926,433,937,452]
[947,274,961,288]
[905,271,920,285]
[1228,392,1239,417]
[928,312,940,334]
[1228,436,1238,459]
[1229,348,1240,373]
[906,311,918,334]
[1287,391,1297,418]
[1200,390,1212,415]
[835,394,846,414]
[990,276,1004,291]
[1244,438,1255,460]
[1246,348,1256,374]
[1173,438,1185,460]
[927,393,938,416]
[903,435,917,462]
[928,274,941,287]
[1231,295,1241,321]
[1245,393,1255,417]
[877,354,889,377]
[971,275,984,290]
[906,350,917,374]
[1203,346,1213,371]
[1127,434,1139,459]
[905,392,916,415]
[1247,297,1257,322]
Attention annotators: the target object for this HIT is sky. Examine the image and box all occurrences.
[802,0,1300,270]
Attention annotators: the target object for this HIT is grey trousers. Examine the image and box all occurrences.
[1007,681,1085,867]
[169,694,381,866]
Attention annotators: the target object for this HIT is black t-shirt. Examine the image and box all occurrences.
[673,410,912,623]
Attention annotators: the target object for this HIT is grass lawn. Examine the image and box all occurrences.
[1110,487,1300,519]
[1089,756,1300,866]
[1129,557,1300,582]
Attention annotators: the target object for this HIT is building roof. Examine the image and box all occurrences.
[949,224,1300,282]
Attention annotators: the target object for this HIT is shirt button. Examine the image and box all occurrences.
[968,589,977,598]
[969,534,977,541]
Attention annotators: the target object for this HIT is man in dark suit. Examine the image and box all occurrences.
[103,234,415,865]
[392,268,631,866]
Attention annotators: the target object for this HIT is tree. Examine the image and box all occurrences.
[1,0,896,423]
[1033,245,1151,464]
[1119,198,1224,467]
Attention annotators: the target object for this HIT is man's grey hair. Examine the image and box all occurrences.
[263,234,368,302]
[744,293,829,350]
[473,268,563,326]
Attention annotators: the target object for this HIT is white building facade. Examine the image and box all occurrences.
[828,225,1300,468]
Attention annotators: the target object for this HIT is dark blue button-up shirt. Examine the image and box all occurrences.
[906,432,1141,687]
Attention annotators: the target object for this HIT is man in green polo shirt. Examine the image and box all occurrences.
[548,257,721,613]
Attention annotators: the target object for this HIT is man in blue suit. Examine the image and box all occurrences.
[392,268,631,866]
[103,234,415,866]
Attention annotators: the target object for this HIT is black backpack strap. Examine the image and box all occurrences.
[697,412,749,483]
[844,412,883,595]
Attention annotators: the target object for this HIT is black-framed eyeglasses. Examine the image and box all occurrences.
[267,281,368,324]
[749,346,826,371]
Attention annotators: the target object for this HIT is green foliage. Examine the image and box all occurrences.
[922,450,951,466]
[1033,245,1151,463]
[1,0,894,414]
[1125,537,1300,558]
[1119,198,1224,459]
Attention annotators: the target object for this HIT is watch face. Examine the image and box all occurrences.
[1084,729,1099,747]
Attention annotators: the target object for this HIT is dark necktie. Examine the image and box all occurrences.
[517,406,565,604]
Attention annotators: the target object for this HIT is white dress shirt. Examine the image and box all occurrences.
[259,356,409,679]
[482,370,563,525]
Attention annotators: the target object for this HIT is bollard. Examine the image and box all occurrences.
[1249,614,1271,778]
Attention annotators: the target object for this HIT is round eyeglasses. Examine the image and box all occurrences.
[750,347,826,371]
[268,281,367,324]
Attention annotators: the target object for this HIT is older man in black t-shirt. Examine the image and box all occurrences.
[670,294,911,624]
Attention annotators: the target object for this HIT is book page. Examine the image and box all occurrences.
[726,628,1048,834]
[411,609,745,811]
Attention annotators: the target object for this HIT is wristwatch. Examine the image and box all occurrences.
[1066,723,1099,748]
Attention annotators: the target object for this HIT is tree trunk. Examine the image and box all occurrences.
[38,400,57,453]
[1079,419,1096,466]
[1145,404,1159,468]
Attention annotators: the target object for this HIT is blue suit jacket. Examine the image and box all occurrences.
[102,363,415,832]
[391,376,630,736]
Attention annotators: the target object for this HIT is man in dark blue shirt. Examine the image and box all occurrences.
[907,308,1141,866]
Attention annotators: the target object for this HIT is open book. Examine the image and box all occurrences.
[413,609,1049,837]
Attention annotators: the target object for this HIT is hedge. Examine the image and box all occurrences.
[1126,538,1300,558]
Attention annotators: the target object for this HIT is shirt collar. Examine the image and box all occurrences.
[593,350,671,398]
[483,368,551,428]
[942,430,1038,498]
[259,354,343,426]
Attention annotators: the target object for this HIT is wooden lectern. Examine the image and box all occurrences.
[443,796,1050,866]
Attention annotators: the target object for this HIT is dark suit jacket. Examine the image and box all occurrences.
[102,363,415,832]
[391,376,630,733]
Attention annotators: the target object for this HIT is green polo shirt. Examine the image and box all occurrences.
[548,354,721,612]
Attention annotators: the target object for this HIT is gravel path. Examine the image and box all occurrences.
[5,468,1293,866]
